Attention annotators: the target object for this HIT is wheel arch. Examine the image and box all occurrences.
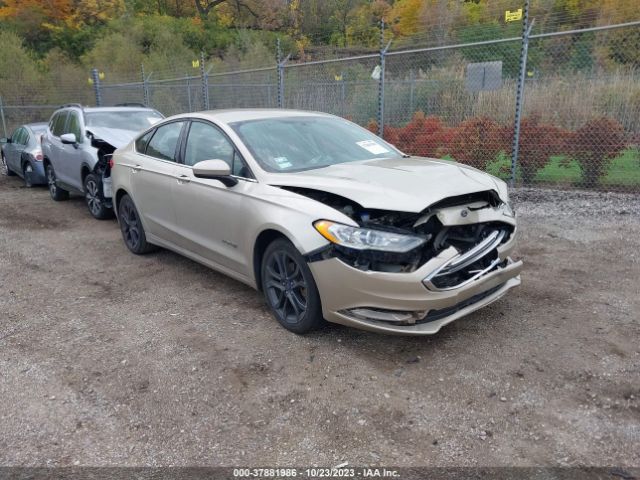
[80,163,93,184]
[114,187,129,213]
[253,229,292,292]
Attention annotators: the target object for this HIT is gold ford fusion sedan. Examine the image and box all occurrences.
[112,109,522,335]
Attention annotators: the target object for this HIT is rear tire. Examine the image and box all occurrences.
[46,163,69,201]
[84,172,113,220]
[118,194,156,254]
[261,238,324,334]
[23,162,34,188]
[1,154,15,176]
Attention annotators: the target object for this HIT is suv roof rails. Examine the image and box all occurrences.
[114,102,148,108]
[59,103,84,109]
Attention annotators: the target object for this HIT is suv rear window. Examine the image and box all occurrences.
[85,111,163,132]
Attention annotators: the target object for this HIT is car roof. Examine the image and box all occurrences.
[25,122,48,131]
[56,105,159,114]
[82,107,160,113]
[170,109,335,124]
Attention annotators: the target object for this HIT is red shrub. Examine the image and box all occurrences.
[395,112,449,157]
[367,120,401,147]
[447,117,507,170]
[565,117,627,186]
[514,116,569,184]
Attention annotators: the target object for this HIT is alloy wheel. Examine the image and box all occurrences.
[24,164,33,187]
[120,201,141,250]
[47,166,56,196]
[85,178,102,216]
[264,250,308,324]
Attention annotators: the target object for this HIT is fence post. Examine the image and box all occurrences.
[276,38,284,108]
[377,20,391,138]
[0,96,7,138]
[91,68,102,107]
[186,74,192,112]
[409,69,415,117]
[341,73,346,117]
[510,0,534,187]
[141,64,150,107]
[200,51,210,110]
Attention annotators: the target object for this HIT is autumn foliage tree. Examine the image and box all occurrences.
[0,0,124,55]
[565,117,627,186]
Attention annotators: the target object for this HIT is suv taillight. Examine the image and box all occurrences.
[108,157,114,169]
[34,151,43,161]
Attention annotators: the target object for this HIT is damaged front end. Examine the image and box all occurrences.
[284,186,517,289]
[88,132,116,200]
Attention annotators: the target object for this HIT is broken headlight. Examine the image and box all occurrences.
[314,220,426,253]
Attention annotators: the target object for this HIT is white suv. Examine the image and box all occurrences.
[42,104,163,219]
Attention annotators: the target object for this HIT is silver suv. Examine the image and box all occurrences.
[42,104,164,219]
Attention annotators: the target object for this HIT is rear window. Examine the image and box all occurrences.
[85,110,163,132]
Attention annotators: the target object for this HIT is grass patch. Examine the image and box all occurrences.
[481,148,640,187]
[603,148,640,186]
[535,156,582,184]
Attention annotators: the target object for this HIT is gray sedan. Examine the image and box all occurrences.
[1,123,48,187]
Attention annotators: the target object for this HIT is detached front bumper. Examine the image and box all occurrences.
[308,234,522,335]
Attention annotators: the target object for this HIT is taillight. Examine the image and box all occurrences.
[34,151,43,161]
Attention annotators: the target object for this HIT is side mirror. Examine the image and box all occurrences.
[192,159,238,187]
[1,137,10,144]
[60,133,77,145]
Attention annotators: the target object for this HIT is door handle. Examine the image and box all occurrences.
[176,175,191,184]
[131,165,141,173]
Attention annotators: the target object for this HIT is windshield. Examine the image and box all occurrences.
[85,110,163,131]
[230,116,401,173]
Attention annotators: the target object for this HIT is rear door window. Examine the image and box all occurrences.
[135,130,154,154]
[145,122,185,162]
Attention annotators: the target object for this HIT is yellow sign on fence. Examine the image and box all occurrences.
[505,8,523,22]
[192,59,200,68]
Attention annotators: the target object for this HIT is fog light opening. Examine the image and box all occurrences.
[344,307,427,325]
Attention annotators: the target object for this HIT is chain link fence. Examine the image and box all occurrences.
[1,17,639,192]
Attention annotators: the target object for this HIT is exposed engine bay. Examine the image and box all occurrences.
[282,186,514,282]
[88,131,116,178]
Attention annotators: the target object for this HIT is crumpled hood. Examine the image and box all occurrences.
[266,157,507,213]
[86,126,138,149]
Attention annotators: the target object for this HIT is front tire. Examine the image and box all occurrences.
[261,239,324,334]
[46,163,69,201]
[84,172,113,220]
[118,194,156,254]
[1,154,15,176]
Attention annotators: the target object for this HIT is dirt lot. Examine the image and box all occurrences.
[0,173,638,468]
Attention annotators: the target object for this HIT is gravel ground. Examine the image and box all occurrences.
[0,175,638,468]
